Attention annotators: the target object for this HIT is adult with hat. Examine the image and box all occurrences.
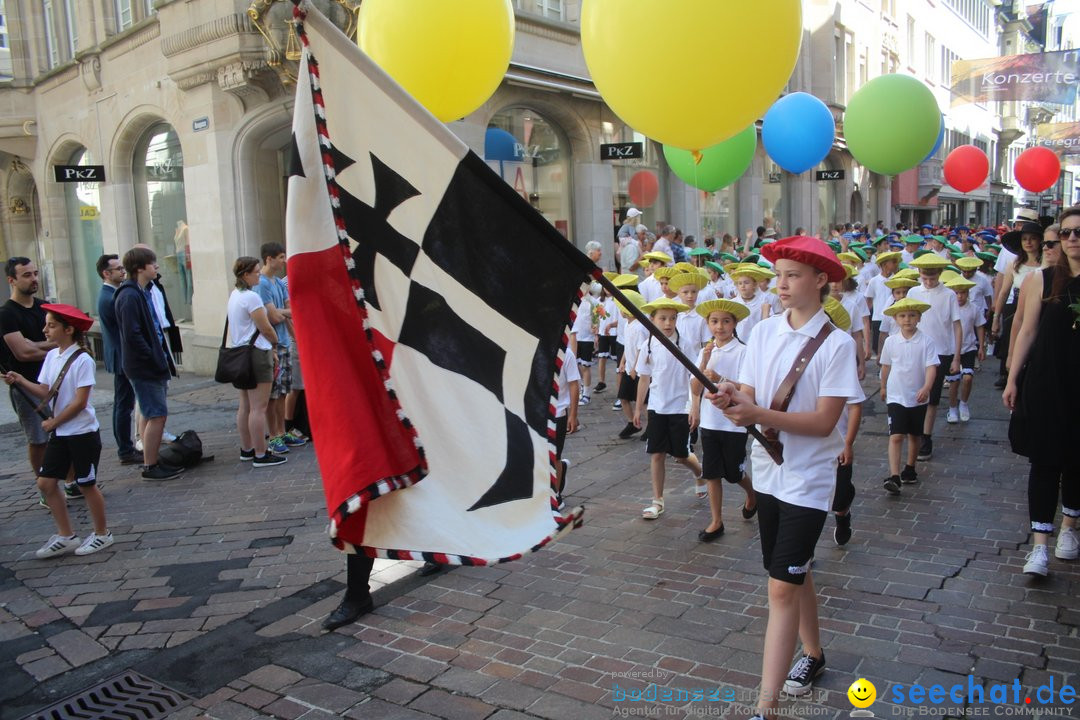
[1003,205,1080,577]
[991,222,1043,389]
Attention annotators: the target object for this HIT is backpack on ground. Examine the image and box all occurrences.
[157,430,213,468]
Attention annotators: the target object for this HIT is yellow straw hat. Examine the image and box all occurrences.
[909,253,950,269]
[883,298,931,317]
[945,277,976,291]
[875,251,902,266]
[615,290,646,315]
[837,252,860,265]
[612,273,640,288]
[668,272,709,292]
[641,298,690,315]
[884,277,919,289]
[653,266,679,279]
[673,262,698,274]
[640,252,673,265]
[695,298,750,322]
[940,270,960,284]
[824,296,851,332]
[955,257,982,271]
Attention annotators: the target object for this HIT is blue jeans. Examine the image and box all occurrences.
[113,371,136,456]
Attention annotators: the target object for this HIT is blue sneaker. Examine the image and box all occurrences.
[268,437,289,454]
[282,433,307,447]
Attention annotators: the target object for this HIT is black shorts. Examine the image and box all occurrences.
[871,320,882,351]
[40,431,102,486]
[887,403,928,436]
[596,337,616,359]
[833,462,855,513]
[756,492,827,585]
[701,428,746,482]
[929,354,954,404]
[645,411,690,459]
[946,350,978,381]
[554,414,568,459]
[576,341,595,366]
[617,373,639,401]
[613,341,624,363]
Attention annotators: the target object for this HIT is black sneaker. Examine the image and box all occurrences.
[994,375,1007,390]
[118,452,143,465]
[901,464,919,484]
[917,435,933,461]
[253,452,288,468]
[783,650,826,696]
[64,483,84,499]
[240,448,255,462]
[593,382,607,393]
[883,475,901,495]
[142,464,184,481]
[618,422,640,439]
[834,514,852,546]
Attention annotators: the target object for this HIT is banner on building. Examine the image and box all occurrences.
[950,50,1080,106]
[1035,122,1080,157]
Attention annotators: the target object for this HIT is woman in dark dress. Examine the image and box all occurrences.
[1004,206,1080,577]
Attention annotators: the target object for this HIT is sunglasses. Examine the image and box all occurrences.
[1059,227,1080,240]
[1042,241,1059,249]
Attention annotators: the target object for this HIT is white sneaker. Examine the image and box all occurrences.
[612,399,622,410]
[959,402,971,422]
[35,534,81,559]
[578,395,590,406]
[135,438,144,452]
[1055,527,1079,561]
[1023,544,1049,576]
[75,532,114,556]
[946,408,959,424]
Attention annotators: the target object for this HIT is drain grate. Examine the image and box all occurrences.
[25,670,192,720]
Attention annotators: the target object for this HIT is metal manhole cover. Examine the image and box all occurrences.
[24,670,192,720]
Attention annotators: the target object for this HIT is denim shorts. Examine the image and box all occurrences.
[130,377,169,419]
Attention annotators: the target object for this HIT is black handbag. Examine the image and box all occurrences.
[214,318,260,389]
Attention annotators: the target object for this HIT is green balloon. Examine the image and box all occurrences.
[844,74,939,176]
[664,126,757,192]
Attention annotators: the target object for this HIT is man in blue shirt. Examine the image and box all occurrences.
[258,243,305,455]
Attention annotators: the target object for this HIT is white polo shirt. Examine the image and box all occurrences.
[37,345,99,436]
[639,275,662,303]
[555,348,581,419]
[623,320,649,378]
[635,330,699,415]
[865,273,894,322]
[571,296,596,343]
[677,311,711,350]
[970,271,994,313]
[879,329,938,407]
[957,301,985,354]
[696,340,747,433]
[841,291,870,335]
[737,308,861,512]
[907,283,961,356]
[733,292,769,342]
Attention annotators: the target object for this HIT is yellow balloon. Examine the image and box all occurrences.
[358,0,515,123]
[581,0,802,150]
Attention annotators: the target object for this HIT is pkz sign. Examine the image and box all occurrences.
[54,165,105,183]
[815,170,845,181]
[600,142,643,160]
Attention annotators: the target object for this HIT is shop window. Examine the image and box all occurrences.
[133,123,192,320]
[64,149,104,312]
[763,157,787,234]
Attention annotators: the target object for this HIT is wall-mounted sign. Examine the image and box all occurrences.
[816,170,845,181]
[600,142,644,160]
[193,117,210,132]
[79,206,100,220]
[54,165,105,183]
[768,172,783,184]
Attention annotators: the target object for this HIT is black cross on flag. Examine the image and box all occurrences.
[286,3,594,565]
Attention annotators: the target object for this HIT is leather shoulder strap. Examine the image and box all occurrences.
[768,321,836,413]
[36,348,88,417]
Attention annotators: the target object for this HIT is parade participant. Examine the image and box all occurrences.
[615,291,648,439]
[1004,206,1080,577]
[670,272,712,350]
[634,298,703,519]
[907,254,962,462]
[831,267,869,379]
[593,286,617,395]
[708,236,859,709]
[704,261,727,301]
[553,347,580,509]
[637,252,670,303]
[865,251,901,359]
[730,266,770,342]
[944,278,985,424]
[879,298,937,495]
[3,304,113,557]
[689,299,755,542]
[610,274,638,412]
[956,256,993,314]
[570,283,599,406]
[822,298,864,546]
[653,266,680,300]
[759,267,784,317]
[901,235,923,265]
[878,277,918,338]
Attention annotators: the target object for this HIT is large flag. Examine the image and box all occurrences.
[286,2,593,564]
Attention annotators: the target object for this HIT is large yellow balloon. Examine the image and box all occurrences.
[358,0,514,123]
[581,0,802,150]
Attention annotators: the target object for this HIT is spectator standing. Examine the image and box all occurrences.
[257,243,306,455]
[96,255,140,465]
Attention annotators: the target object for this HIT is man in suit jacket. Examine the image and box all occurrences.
[96,254,140,465]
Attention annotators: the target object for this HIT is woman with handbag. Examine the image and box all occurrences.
[1003,206,1080,577]
[227,257,285,467]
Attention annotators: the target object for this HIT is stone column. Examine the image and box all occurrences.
[572,162,614,263]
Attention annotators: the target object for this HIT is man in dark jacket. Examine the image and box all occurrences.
[97,255,141,465]
[114,247,182,481]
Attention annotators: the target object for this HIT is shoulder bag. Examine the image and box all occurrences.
[214,317,260,389]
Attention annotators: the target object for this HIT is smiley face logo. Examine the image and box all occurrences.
[848,678,877,709]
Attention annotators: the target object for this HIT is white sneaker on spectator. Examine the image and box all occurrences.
[1055,527,1079,561]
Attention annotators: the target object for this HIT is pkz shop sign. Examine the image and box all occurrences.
[601,142,644,160]
[54,165,106,183]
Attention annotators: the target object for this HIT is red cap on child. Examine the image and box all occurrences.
[42,304,94,332]
[761,236,847,283]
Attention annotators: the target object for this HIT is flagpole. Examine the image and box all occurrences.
[592,270,783,465]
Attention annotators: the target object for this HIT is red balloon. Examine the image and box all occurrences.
[628,170,659,208]
[943,145,989,194]
[1014,147,1061,193]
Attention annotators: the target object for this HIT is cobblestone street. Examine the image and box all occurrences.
[0,363,1076,720]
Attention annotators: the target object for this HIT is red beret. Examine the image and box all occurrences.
[42,303,94,332]
[761,236,847,283]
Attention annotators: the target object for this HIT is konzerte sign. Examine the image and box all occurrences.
[950,50,1079,106]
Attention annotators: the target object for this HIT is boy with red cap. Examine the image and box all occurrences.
[709,236,861,715]
[3,304,114,558]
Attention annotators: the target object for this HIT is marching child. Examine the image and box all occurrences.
[553,346,580,510]
[638,252,673,303]
[569,283,600,406]
[879,298,938,495]
[653,267,679,301]
[615,291,648,439]
[758,268,784,317]
[593,287,617,394]
[689,299,756,542]
[670,272,712,350]
[822,298,865,546]
[864,251,901,359]
[730,266,769,342]
[634,298,703,519]
[610,274,639,413]
[944,277,986,423]
[708,236,861,710]
[878,277,918,338]
[3,305,114,558]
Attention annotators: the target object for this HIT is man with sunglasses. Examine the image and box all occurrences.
[97,254,141,465]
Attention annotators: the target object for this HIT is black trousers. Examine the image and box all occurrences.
[1028,463,1080,533]
[346,552,375,601]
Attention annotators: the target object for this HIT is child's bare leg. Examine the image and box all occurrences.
[888,435,903,476]
[81,484,108,535]
[796,572,822,658]
[705,479,723,532]
[961,375,974,402]
[650,453,665,500]
[758,578,803,718]
[677,452,702,478]
[37,477,72,536]
[906,434,920,468]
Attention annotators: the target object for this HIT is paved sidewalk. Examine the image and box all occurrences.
[0,362,1077,720]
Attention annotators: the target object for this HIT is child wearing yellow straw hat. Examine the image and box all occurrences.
[823,297,865,547]
[944,277,986,423]
[879,298,938,495]
[615,291,648,439]
[633,298,703,520]
[864,250,901,360]
[688,299,756,542]
[729,265,770,342]
[669,272,713,351]
[570,283,599,406]
[878,276,918,338]
[638,252,673,303]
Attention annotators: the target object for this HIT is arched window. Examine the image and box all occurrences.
[64,148,104,312]
[817,155,843,235]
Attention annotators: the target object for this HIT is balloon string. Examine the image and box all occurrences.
[692,149,703,165]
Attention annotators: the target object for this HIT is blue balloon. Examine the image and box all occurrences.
[761,92,836,174]
[922,114,945,163]
[484,127,519,162]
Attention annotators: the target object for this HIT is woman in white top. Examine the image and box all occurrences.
[227,257,282,466]
[991,224,1042,379]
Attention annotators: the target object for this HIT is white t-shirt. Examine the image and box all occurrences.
[901,249,917,265]
[835,392,866,442]
[571,296,596,343]
[907,283,961,356]
[37,345,98,436]
[555,348,581,418]
[737,309,861,512]
[765,290,784,315]
[635,330,698,415]
[879,329,938,407]
[651,236,672,256]
[994,247,1018,275]
[677,311,711,350]
[841,291,870,336]
[970,271,994,313]
[695,340,747,433]
[639,275,662,303]
[733,292,768,342]
[615,310,628,346]
[228,288,274,351]
[149,283,172,329]
[623,320,649,378]
[857,262,879,292]
[865,273,894,322]
[620,241,641,276]
[1009,264,1040,305]
[957,301,985,354]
